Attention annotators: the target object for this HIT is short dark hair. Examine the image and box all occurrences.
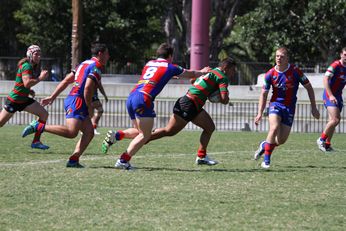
[91,43,108,56]
[156,43,174,59]
[219,57,236,69]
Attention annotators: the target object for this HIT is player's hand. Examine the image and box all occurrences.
[200,66,211,73]
[254,114,262,125]
[105,96,109,103]
[311,106,320,119]
[41,96,53,106]
[39,70,49,81]
[329,95,337,105]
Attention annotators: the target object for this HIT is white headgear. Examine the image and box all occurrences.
[26,45,41,59]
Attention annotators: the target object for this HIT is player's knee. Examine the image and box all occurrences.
[205,123,215,134]
[41,111,49,121]
[331,117,340,126]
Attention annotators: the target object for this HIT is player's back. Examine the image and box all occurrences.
[131,58,183,100]
[69,58,102,98]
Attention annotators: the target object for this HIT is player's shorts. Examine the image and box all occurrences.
[92,94,99,102]
[173,95,202,122]
[3,98,35,113]
[64,95,89,121]
[323,91,343,112]
[126,91,156,120]
[268,102,295,127]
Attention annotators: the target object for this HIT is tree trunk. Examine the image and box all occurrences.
[71,0,83,70]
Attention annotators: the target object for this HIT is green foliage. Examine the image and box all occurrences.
[14,0,71,62]
[12,0,166,70]
[233,0,346,63]
[1,126,346,230]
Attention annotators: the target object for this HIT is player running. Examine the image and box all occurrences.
[317,47,346,152]
[254,47,320,169]
[0,45,49,149]
[22,43,109,168]
[102,42,210,170]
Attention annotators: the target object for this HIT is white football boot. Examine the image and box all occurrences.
[195,155,218,165]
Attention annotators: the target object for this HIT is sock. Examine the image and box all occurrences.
[325,141,331,149]
[33,120,46,143]
[69,155,79,163]
[320,132,328,141]
[263,143,276,164]
[115,130,125,141]
[197,149,207,158]
[120,152,131,162]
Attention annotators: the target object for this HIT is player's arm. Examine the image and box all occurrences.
[254,89,268,125]
[219,82,230,105]
[178,66,211,79]
[23,69,49,88]
[303,82,320,119]
[323,74,336,104]
[41,72,75,106]
[98,81,108,103]
[84,76,96,116]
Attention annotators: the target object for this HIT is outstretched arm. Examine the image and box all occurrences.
[41,72,75,106]
[178,66,211,79]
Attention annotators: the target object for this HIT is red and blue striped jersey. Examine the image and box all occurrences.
[263,64,309,107]
[325,60,346,97]
[68,57,103,97]
[131,58,184,100]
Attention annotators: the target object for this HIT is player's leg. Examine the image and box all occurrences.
[44,118,82,138]
[91,100,103,135]
[115,117,154,170]
[192,110,217,165]
[148,96,189,143]
[0,107,14,127]
[66,118,94,168]
[318,106,340,152]
[148,114,187,142]
[261,114,281,169]
[23,101,49,149]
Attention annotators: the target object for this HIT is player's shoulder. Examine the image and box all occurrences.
[265,67,276,77]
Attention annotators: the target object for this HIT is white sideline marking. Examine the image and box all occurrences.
[0,149,331,168]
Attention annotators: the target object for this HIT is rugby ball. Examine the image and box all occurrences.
[208,90,221,103]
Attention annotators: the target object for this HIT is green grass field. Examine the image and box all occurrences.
[1,125,345,230]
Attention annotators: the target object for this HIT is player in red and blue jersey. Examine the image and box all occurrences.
[317,47,346,152]
[0,45,49,150]
[146,57,236,165]
[254,47,320,169]
[102,43,209,170]
[22,43,109,168]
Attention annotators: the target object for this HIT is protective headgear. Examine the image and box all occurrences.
[26,45,41,60]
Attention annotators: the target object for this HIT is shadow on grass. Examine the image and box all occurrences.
[89,165,301,173]
[284,165,346,170]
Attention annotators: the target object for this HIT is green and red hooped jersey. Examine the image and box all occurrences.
[186,67,229,110]
[7,62,34,104]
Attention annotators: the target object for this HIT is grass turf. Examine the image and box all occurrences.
[0,125,345,230]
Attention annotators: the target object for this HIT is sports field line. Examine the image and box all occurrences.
[0,149,321,168]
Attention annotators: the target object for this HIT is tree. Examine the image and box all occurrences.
[232,0,346,63]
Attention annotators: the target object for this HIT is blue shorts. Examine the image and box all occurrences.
[268,102,295,127]
[126,91,156,120]
[64,95,89,121]
[323,91,343,112]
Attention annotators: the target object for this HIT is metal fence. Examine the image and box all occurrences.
[1,96,346,133]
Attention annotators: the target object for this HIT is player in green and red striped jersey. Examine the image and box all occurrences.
[104,57,235,166]
[148,57,236,165]
[0,45,49,149]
